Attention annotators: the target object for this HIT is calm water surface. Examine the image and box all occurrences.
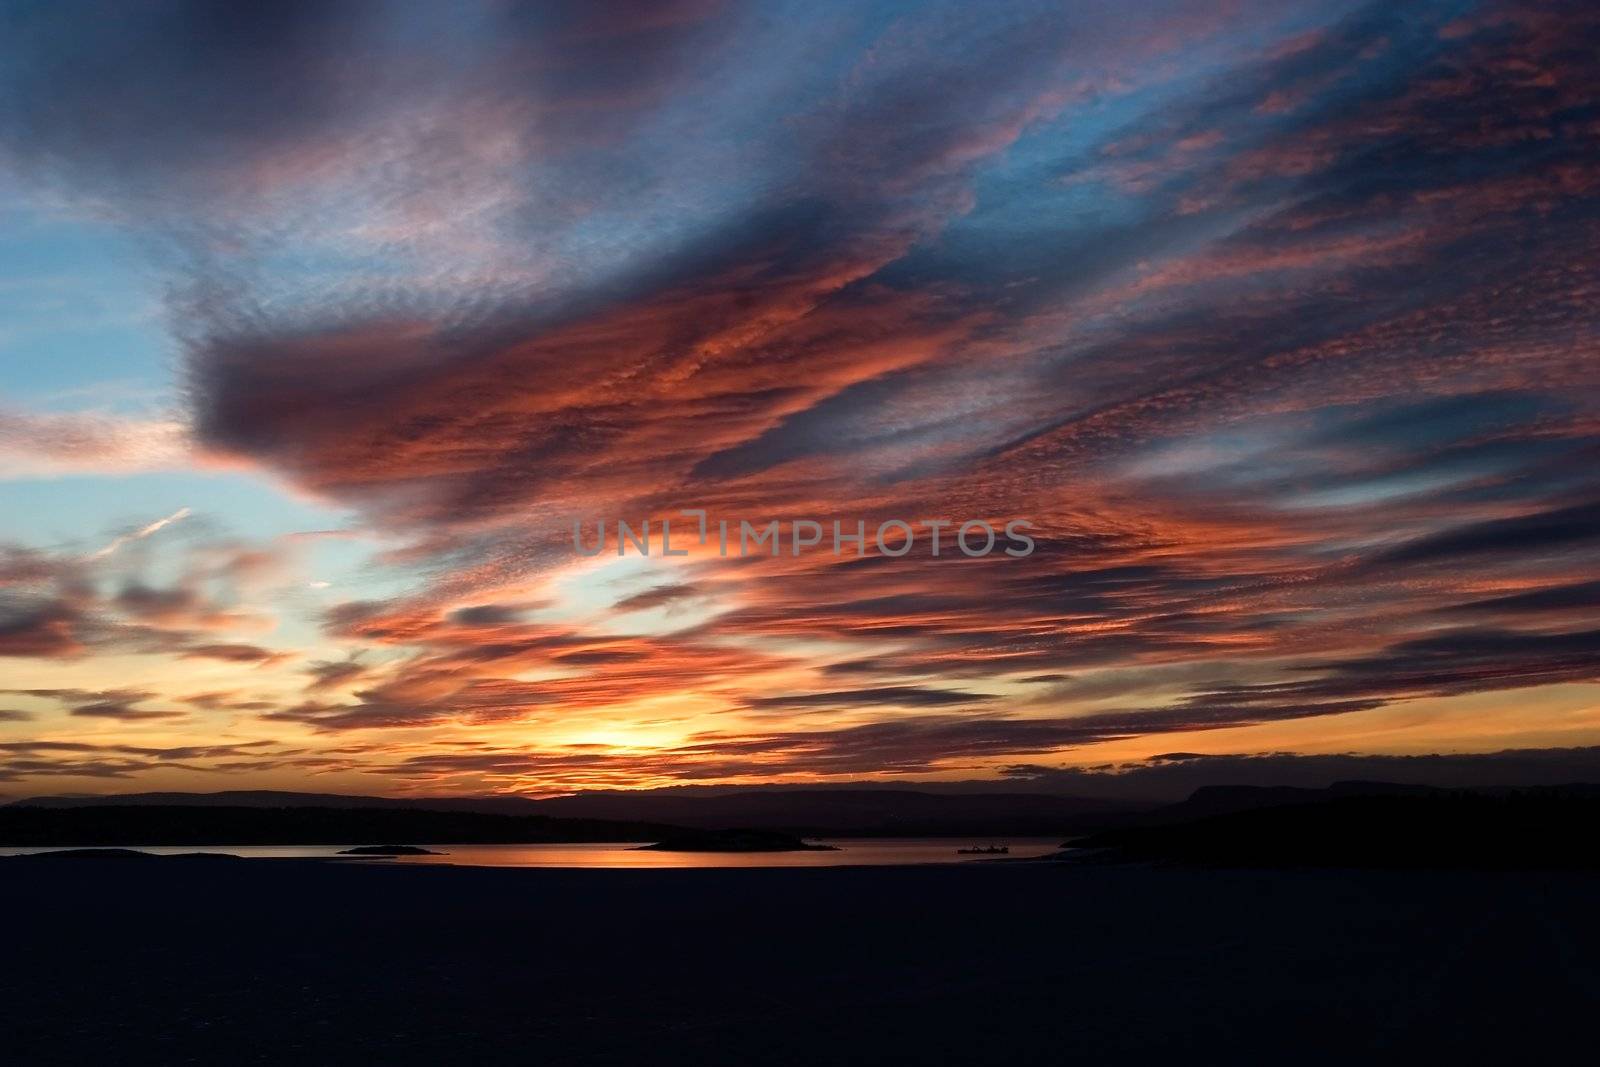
[0,838,1067,868]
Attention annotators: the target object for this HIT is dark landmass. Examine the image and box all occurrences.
[19,847,163,860]
[0,804,680,847]
[1113,778,1600,825]
[7,787,1135,836]
[637,828,838,852]
[1066,789,1600,869]
[3,855,1595,1063]
[335,844,444,856]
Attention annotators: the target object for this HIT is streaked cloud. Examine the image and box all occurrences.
[88,507,191,561]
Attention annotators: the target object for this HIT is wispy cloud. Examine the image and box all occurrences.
[87,507,192,561]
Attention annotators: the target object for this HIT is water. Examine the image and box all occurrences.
[0,838,1067,868]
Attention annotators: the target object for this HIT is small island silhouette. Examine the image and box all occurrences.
[636,828,839,852]
[336,844,446,856]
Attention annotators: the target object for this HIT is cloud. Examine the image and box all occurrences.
[0,737,312,782]
[88,508,192,562]
[179,643,291,666]
[10,688,185,722]
[1442,580,1600,615]
[0,598,85,658]
[0,409,189,480]
[613,583,703,613]
[449,603,539,626]
[742,686,999,711]
[304,657,371,692]
[0,535,290,669]
[1,0,1600,790]
[1370,500,1600,567]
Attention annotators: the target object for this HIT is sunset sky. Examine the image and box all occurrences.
[1,0,1597,798]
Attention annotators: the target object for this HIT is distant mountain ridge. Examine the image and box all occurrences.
[12,781,1600,847]
[0,804,681,848]
[7,787,1137,837]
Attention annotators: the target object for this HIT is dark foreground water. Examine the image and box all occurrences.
[4,856,1596,1064]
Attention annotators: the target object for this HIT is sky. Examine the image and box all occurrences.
[1,0,1597,798]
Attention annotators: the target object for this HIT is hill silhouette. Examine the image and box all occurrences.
[1066,788,1600,869]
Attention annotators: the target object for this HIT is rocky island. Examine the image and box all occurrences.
[336,845,446,857]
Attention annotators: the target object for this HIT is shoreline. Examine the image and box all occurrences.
[0,836,1072,869]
